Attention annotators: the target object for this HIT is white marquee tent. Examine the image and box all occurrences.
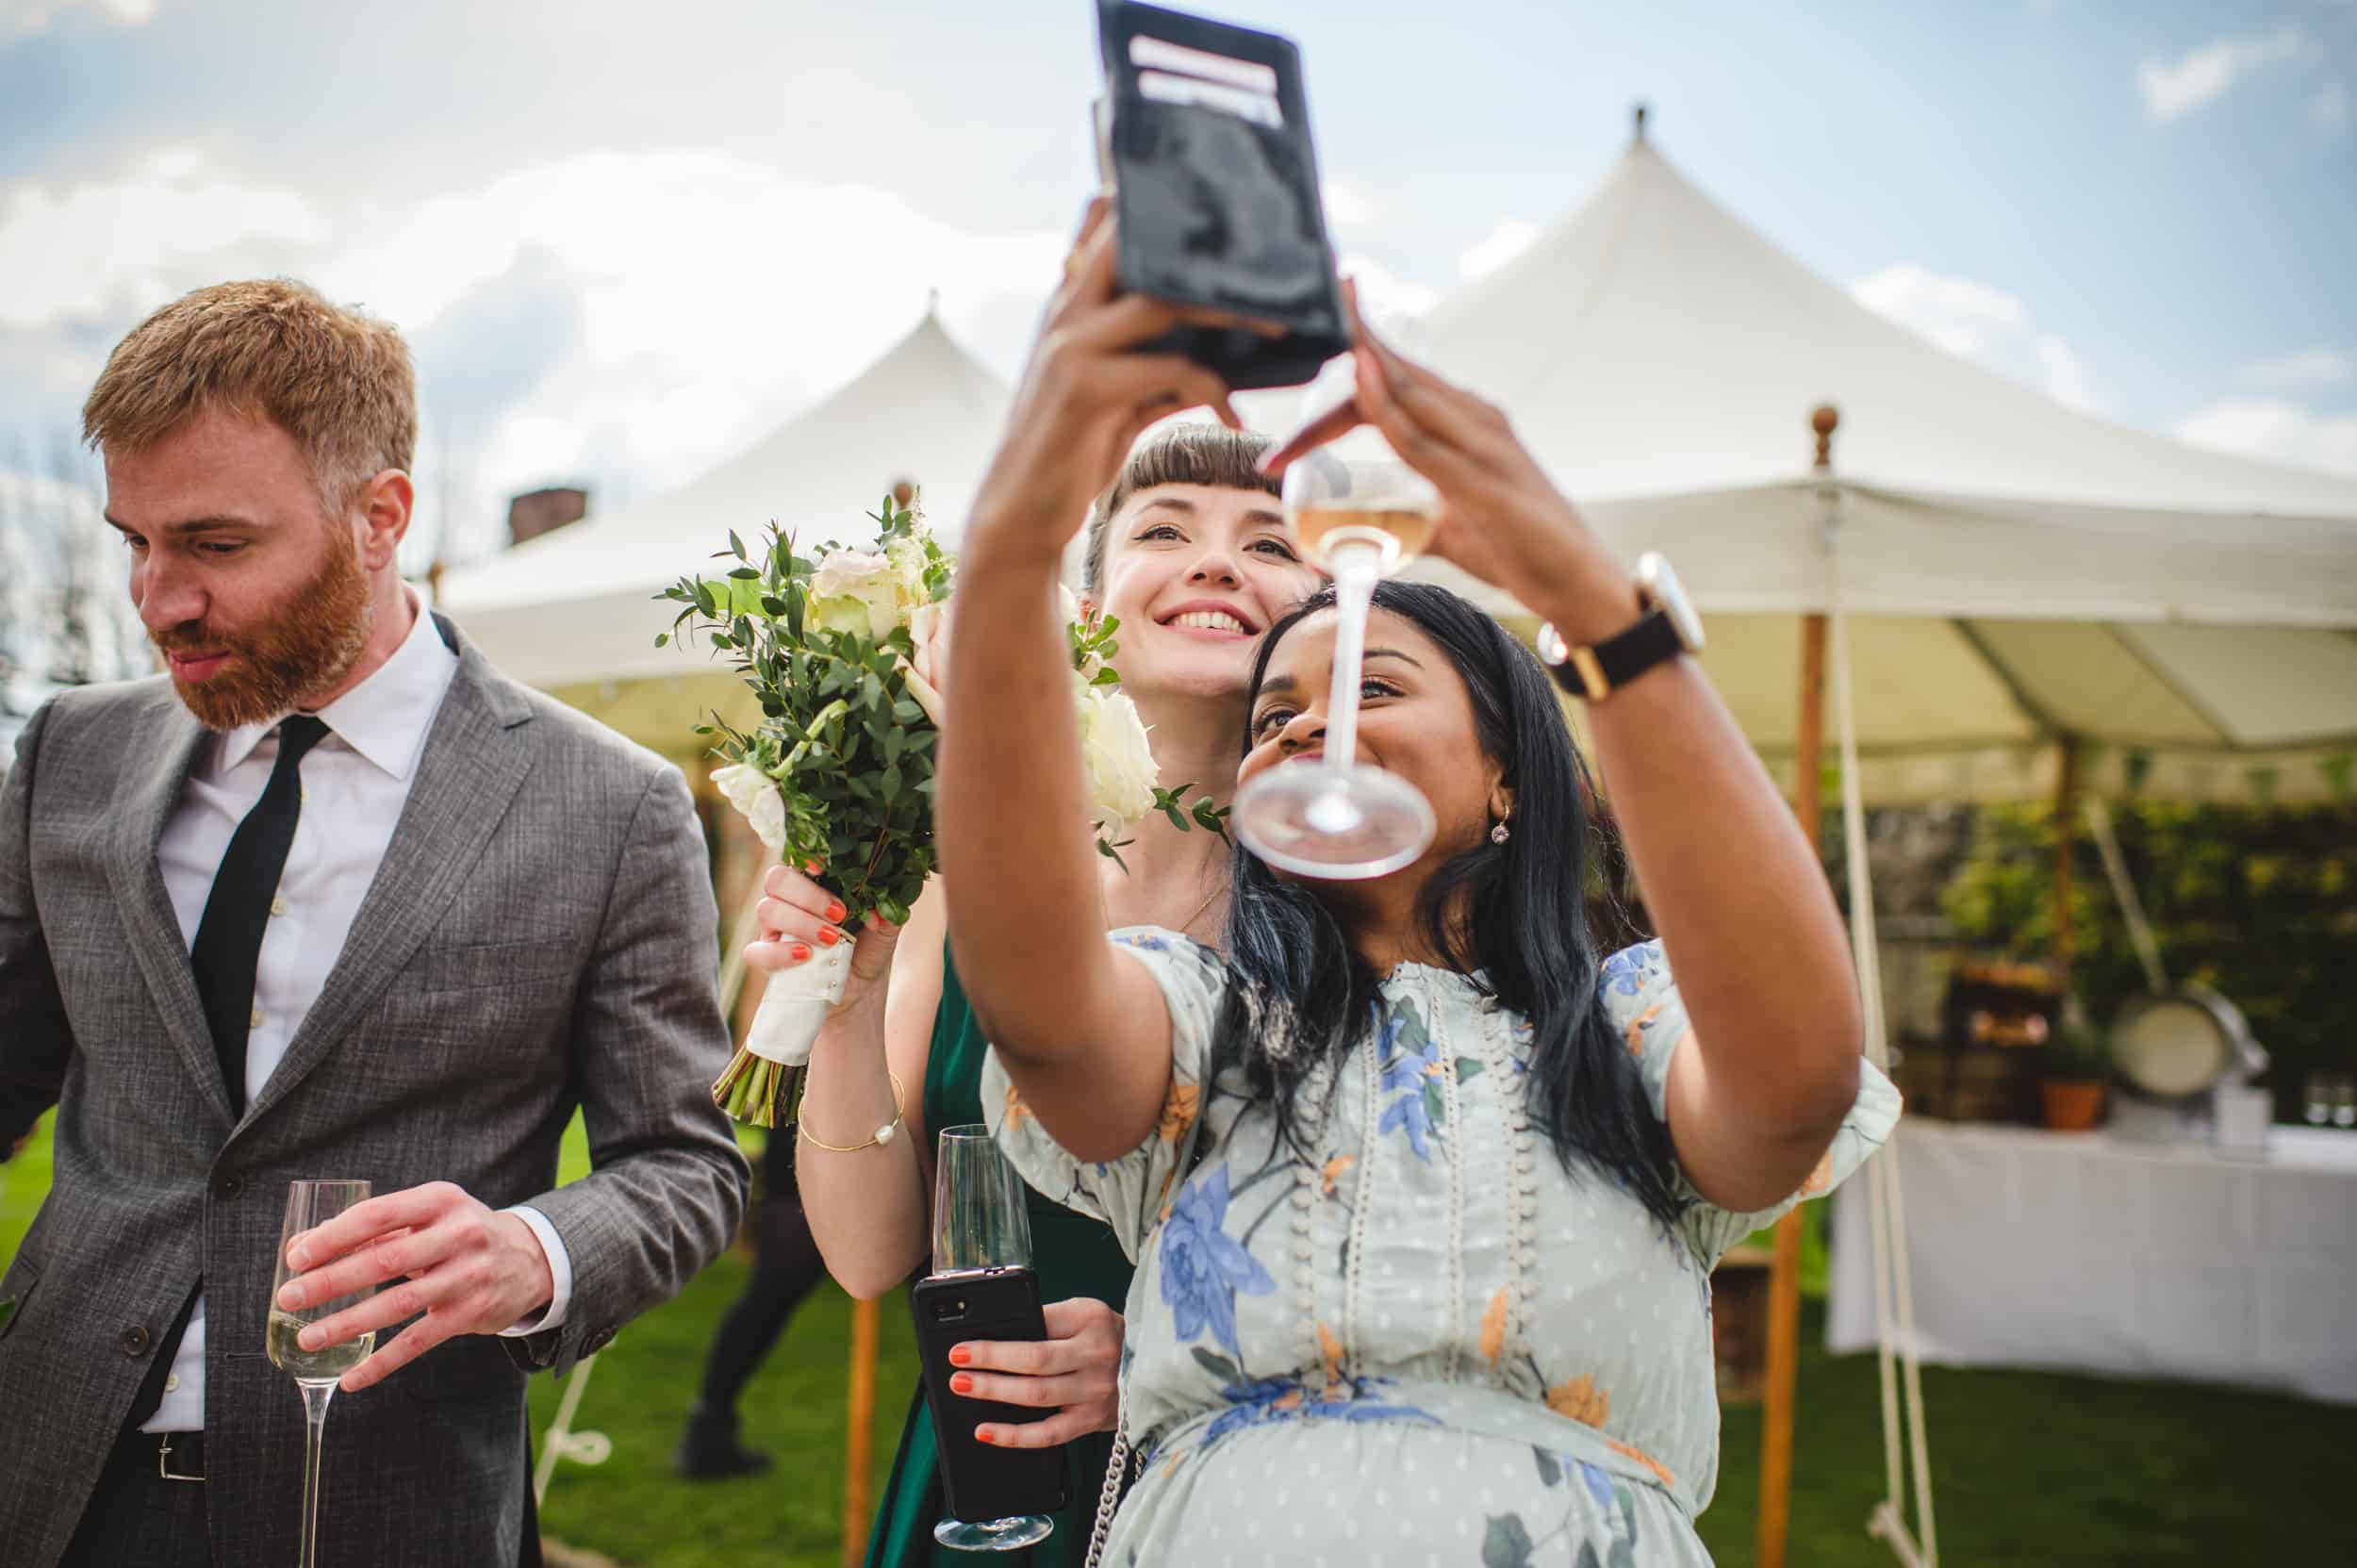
[1391,121,2357,1568]
[439,306,1010,697]
[1399,129,2357,806]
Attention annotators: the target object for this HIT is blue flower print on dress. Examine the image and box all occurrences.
[1201,1373,1441,1445]
[1376,1009,1442,1162]
[1601,940,1661,998]
[1159,1164,1276,1360]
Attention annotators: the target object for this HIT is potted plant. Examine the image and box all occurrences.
[2040,1022,2110,1132]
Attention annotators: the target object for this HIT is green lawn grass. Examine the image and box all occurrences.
[9,1113,2354,1566]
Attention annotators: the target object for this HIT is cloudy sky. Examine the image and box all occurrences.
[4,0,2353,569]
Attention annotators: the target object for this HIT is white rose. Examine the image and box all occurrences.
[1077,679,1162,834]
[809,550,904,639]
[711,762,789,852]
[902,601,949,727]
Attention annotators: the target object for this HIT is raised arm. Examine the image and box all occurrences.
[939,201,1244,1163]
[1277,316,1864,1213]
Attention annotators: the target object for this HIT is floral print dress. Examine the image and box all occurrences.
[982,932,1901,1566]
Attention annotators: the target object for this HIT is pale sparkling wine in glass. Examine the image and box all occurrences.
[1293,502,1439,571]
[272,1178,376,1568]
[1229,435,1440,879]
[267,1308,375,1382]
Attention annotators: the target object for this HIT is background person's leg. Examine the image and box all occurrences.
[676,1134,832,1478]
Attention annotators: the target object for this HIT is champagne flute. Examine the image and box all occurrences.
[269,1180,376,1568]
[929,1125,1053,1553]
[1231,346,1440,879]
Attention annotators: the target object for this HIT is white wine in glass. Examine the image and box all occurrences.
[265,1308,374,1383]
[1291,500,1439,574]
[270,1179,376,1568]
[1232,410,1441,879]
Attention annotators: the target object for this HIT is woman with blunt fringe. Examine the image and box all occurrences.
[936,199,1899,1565]
[741,416,1318,1566]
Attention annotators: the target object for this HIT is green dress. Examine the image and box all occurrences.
[864,951,1135,1567]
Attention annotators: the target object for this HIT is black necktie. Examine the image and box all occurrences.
[190,714,330,1114]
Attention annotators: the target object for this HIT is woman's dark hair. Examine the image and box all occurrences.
[1080,423,1277,597]
[1211,579,1684,1230]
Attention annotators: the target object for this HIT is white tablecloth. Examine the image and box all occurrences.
[1828,1121,2357,1403]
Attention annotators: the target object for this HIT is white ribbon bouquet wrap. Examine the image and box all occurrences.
[664,499,1228,1126]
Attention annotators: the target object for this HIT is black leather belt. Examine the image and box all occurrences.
[152,1430,206,1481]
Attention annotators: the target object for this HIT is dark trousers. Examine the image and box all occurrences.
[60,1418,545,1568]
[60,1429,212,1568]
[696,1132,828,1412]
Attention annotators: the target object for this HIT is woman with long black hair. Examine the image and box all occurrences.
[934,200,1898,1564]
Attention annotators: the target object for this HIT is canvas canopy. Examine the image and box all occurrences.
[438,307,1009,693]
[1391,134,2357,804]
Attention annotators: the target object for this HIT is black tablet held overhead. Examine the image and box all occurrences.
[1095,0,1348,389]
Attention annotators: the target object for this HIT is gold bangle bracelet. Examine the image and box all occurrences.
[798,1069,906,1153]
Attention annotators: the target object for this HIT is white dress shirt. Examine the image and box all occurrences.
[144,593,572,1432]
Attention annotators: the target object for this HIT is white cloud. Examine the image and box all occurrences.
[1335,251,1440,328]
[0,143,1072,564]
[306,150,1065,520]
[2312,83,2349,131]
[1852,262,2102,414]
[0,149,328,330]
[2235,348,2352,387]
[1323,179,1377,230]
[2136,28,2303,123]
[2172,397,2357,478]
[1457,218,1540,283]
[2,0,157,33]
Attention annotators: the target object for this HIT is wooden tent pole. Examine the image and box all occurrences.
[839,476,921,1567]
[1759,610,1827,1568]
[1758,404,1840,1568]
[842,1296,881,1567]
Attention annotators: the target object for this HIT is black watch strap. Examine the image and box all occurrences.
[1547,608,1688,701]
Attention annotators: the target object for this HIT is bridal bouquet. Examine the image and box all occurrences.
[661,496,1226,1126]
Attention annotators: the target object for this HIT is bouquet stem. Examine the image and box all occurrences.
[712,1050,805,1130]
[711,933,855,1127]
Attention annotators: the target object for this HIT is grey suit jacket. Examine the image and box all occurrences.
[0,615,750,1568]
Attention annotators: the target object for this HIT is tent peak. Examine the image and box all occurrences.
[1812,404,1840,470]
[1632,102,1648,144]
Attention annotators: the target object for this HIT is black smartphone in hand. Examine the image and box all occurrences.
[1095,0,1348,389]
[911,1266,1071,1524]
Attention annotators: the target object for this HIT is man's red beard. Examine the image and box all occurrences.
[151,529,375,732]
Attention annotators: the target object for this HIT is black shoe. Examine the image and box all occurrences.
[672,1407,773,1480]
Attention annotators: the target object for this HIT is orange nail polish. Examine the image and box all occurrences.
[975,1428,996,1445]
[805,859,823,875]
[824,900,846,924]
[789,943,811,962]
[949,1373,974,1395]
[948,1345,972,1366]
[816,927,840,947]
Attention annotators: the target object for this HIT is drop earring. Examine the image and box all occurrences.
[1490,818,1510,845]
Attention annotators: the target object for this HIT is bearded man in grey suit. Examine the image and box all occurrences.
[0,279,750,1567]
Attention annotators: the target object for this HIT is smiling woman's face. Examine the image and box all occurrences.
[1242,605,1507,872]
[1092,482,1320,700]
